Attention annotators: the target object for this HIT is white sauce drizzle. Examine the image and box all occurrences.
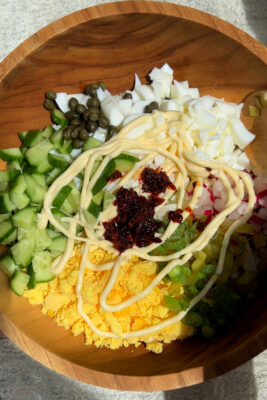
[38,111,256,339]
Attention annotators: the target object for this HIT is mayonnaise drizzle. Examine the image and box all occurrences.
[38,111,256,339]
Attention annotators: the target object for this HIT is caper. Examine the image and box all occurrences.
[65,111,80,121]
[87,97,100,108]
[107,125,118,138]
[82,110,90,121]
[87,107,99,115]
[99,82,106,90]
[79,128,89,141]
[43,99,55,110]
[72,139,84,149]
[84,83,99,97]
[76,104,86,114]
[144,101,159,114]
[71,127,80,139]
[98,116,109,129]
[70,118,82,127]
[62,126,73,140]
[68,97,78,111]
[122,92,132,100]
[86,120,98,133]
[89,112,99,122]
[45,90,56,100]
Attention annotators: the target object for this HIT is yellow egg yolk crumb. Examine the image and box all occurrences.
[23,245,194,353]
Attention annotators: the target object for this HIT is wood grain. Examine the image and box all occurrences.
[0,1,266,392]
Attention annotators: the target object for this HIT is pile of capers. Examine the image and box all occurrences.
[44,83,119,149]
[144,101,159,113]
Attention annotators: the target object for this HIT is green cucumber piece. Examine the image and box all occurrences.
[23,130,44,147]
[52,185,73,209]
[2,228,17,245]
[115,158,134,172]
[7,160,22,171]
[0,170,20,183]
[12,207,37,229]
[32,173,46,188]
[47,228,62,239]
[10,270,30,296]
[115,153,139,163]
[48,153,71,169]
[34,228,52,252]
[83,209,97,225]
[0,182,9,191]
[10,192,30,209]
[0,255,17,277]
[10,175,27,194]
[25,140,53,167]
[36,159,53,173]
[51,109,68,127]
[103,191,114,210]
[32,251,55,283]
[0,213,11,223]
[10,237,35,268]
[92,159,116,195]
[83,137,102,151]
[58,140,72,154]
[48,236,67,253]
[22,164,37,174]
[0,193,15,213]
[24,174,46,204]
[0,221,15,243]
[18,131,28,143]
[88,201,101,218]
[0,148,23,162]
[90,157,102,178]
[46,168,63,185]
[50,209,69,230]
[50,129,63,148]
[27,264,36,289]
[92,191,104,205]
[42,125,55,139]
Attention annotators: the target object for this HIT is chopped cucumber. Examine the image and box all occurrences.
[22,164,37,174]
[10,192,30,209]
[2,228,17,245]
[25,140,53,167]
[0,182,9,191]
[27,264,36,289]
[10,175,27,194]
[32,173,46,188]
[88,191,104,218]
[46,167,63,185]
[0,148,23,162]
[42,125,55,139]
[10,270,30,296]
[7,160,22,171]
[83,137,102,151]
[52,185,73,209]
[83,209,97,225]
[50,209,69,230]
[23,130,44,147]
[12,207,37,229]
[58,140,72,155]
[103,191,114,210]
[115,153,139,163]
[36,159,53,173]
[34,228,52,252]
[51,109,68,127]
[24,174,46,204]
[0,254,17,277]
[115,158,134,172]
[0,170,20,182]
[48,153,71,169]
[0,193,15,213]
[32,251,55,283]
[92,159,116,195]
[0,222,16,243]
[18,131,28,143]
[66,182,81,214]
[10,237,35,268]
[0,213,11,223]
[47,228,62,239]
[48,236,67,253]
[50,129,63,148]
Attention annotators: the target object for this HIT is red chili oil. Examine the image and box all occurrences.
[108,170,122,182]
[103,187,164,253]
[185,206,193,216]
[141,167,176,195]
[168,209,183,223]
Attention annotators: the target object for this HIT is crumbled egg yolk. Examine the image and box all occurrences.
[23,245,194,353]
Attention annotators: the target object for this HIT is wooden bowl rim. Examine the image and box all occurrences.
[0,0,266,392]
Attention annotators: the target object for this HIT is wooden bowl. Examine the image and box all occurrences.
[0,1,266,392]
